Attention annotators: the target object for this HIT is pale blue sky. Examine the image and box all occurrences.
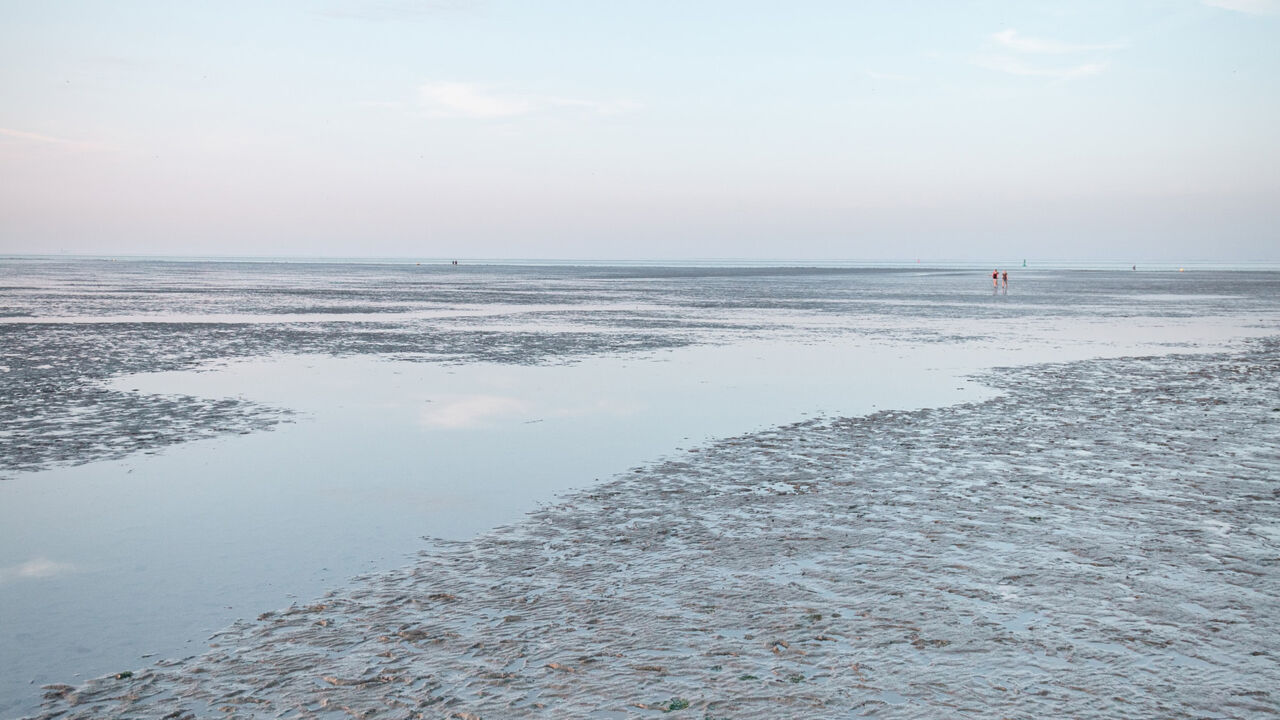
[1,0,1277,260]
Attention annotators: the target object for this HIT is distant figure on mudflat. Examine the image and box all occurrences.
[1002,271,1008,290]
[992,269,999,289]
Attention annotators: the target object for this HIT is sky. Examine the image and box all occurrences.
[1,0,1277,261]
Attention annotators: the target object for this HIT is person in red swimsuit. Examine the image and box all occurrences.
[1002,271,1008,289]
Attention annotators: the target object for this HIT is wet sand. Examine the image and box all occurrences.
[31,339,1280,719]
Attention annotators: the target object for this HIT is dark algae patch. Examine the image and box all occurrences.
[663,697,691,712]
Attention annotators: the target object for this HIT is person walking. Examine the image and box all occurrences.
[992,269,999,289]
[1001,270,1008,290]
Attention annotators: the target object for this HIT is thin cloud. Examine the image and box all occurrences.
[418,82,640,120]
[992,28,1124,54]
[1203,0,1280,14]
[0,126,112,151]
[973,54,1108,79]
[419,83,534,119]
[975,28,1119,80]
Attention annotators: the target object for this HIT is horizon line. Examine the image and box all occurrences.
[3,254,1279,271]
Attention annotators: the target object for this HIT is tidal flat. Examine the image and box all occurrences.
[2,260,1278,718]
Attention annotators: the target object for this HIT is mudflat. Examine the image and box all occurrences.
[32,339,1280,718]
[4,261,1278,718]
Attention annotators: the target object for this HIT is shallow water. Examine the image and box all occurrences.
[1,260,1278,717]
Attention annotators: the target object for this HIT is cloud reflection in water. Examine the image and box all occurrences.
[419,395,530,429]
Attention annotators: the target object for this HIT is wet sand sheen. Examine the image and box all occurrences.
[31,340,1280,719]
